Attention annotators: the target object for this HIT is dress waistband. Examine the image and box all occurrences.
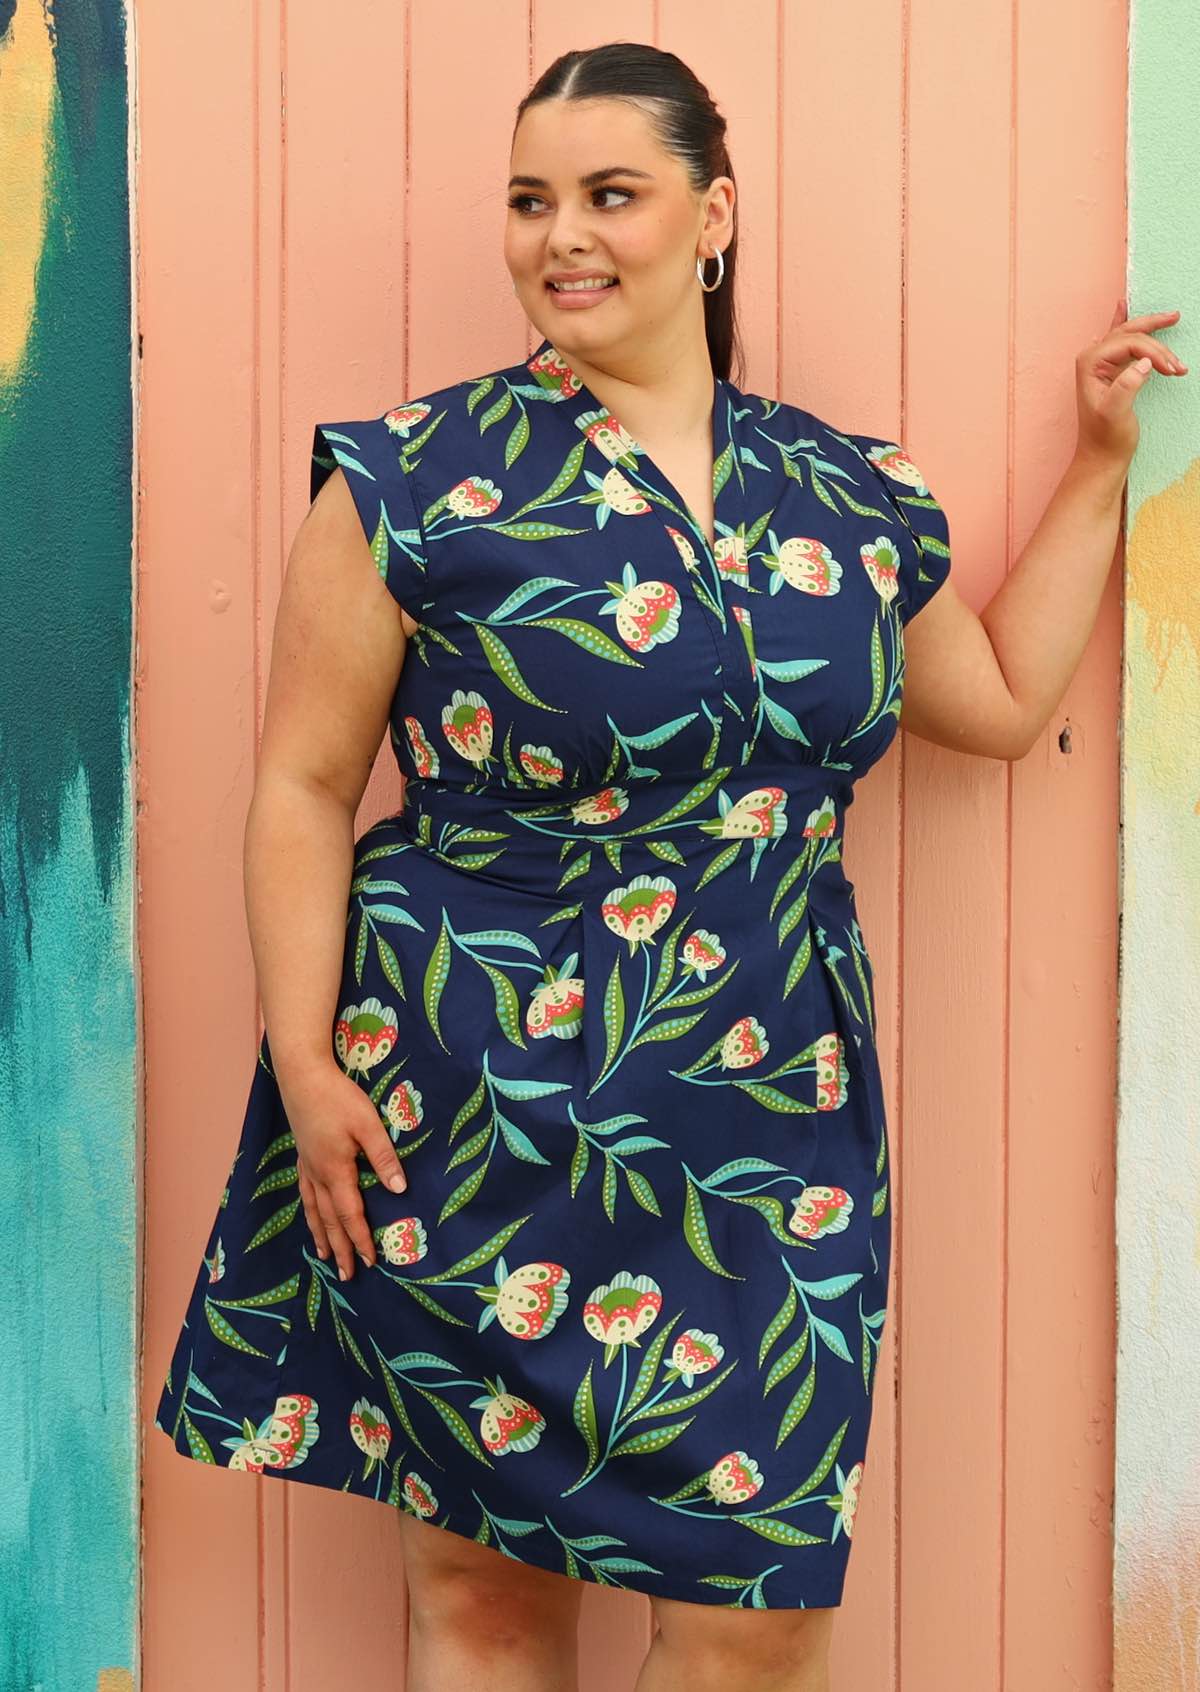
[380,763,858,902]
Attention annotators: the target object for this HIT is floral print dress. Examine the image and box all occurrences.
[154,334,952,1610]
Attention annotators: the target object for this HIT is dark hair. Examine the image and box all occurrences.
[513,42,744,386]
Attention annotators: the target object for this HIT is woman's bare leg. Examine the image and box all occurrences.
[635,1595,836,1692]
[397,1511,585,1692]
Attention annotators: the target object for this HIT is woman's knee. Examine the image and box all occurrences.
[398,1514,584,1646]
[649,1594,836,1682]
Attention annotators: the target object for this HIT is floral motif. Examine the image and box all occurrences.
[335,996,399,1074]
[519,742,564,783]
[815,1032,848,1111]
[401,1470,439,1517]
[706,1450,764,1505]
[767,535,843,596]
[571,786,628,826]
[490,1261,572,1340]
[601,873,677,952]
[384,401,433,437]
[720,1015,769,1070]
[382,1077,424,1135]
[601,566,682,652]
[527,958,585,1040]
[376,1214,429,1265]
[349,1399,392,1467]
[441,687,494,765]
[404,715,440,778]
[471,1382,547,1456]
[446,476,502,518]
[582,1270,663,1358]
[788,1184,854,1241]
[681,929,726,978]
[227,1394,319,1473]
[670,1328,725,1386]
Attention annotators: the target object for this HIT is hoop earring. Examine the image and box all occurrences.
[696,249,725,293]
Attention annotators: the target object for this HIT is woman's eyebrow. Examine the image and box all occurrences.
[507,166,655,190]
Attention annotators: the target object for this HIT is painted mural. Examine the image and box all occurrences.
[1115,2,1200,1685]
[0,0,136,1688]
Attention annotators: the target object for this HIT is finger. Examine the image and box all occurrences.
[356,1115,408,1194]
[315,1187,358,1281]
[329,1174,378,1270]
[298,1163,331,1260]
[1117,308,1181,332]
[1093,331,1186,372]
[1106,355,1155,405]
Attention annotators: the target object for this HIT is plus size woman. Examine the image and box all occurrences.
[154,39,1183,1692]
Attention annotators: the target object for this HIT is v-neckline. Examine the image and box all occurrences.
[529,336,731,560]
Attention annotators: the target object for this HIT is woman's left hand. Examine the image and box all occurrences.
[1074,300,1186,469]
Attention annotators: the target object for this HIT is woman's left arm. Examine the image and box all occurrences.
[899,301,1187,760]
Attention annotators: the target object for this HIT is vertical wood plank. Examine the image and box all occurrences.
[1008,0,1122,1683]
[138,2,268,1688]
[900,0,1014,1682]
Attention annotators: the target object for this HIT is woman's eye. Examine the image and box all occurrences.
[506,188,634,215]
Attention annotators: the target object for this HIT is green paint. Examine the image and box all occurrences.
[0,2,137,1687]
[1115,0,1200,1647]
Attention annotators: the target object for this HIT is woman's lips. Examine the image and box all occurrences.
[545,279,620,308]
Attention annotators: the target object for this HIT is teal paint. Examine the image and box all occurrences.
[0,2,137,1689]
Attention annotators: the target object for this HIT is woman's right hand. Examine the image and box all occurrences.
[275,1058,408,1282]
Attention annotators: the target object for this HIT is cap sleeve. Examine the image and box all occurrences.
[310,415,430,622]
[844,431,952,626]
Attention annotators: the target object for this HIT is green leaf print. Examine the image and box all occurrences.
[181,1412,216,1465]
[477,961,525,1048]
[375,933,406,1000]
[422,915,452,1051]
[524,616,642,666]
[504,407,530,467]
[759,1282,799,1367]
[249,1165,299,1200]
[623,1167,662,1216]
[599,955,625,1080]
[736,1516,825,1548]
[682,1176,744,1281]
[202,1300,275,1361]
[478,386,513,433]
[572,1361,601,1476]
[776,1362,817,1442]
[245,1196,301,1251]
[607,1420,695,1459]
[475,624,565,711]
[489,520,590,540]
[214,1274,301,1311]
[256,1130,295,1169]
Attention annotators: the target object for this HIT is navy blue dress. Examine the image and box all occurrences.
[155,335,952,1609]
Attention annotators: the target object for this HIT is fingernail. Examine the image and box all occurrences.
[388,1174,405,1192]
[338,1267,348,1281]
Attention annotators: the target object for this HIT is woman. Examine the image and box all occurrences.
[155,39,1183,1692]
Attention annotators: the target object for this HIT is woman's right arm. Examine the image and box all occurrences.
[242,467,418,1281]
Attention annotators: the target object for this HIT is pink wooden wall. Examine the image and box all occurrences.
[140,2,1123,1686]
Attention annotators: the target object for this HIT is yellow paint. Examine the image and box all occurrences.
[0,0,56,377]
[95,1672,134,1692]
[1124,457,1200,809]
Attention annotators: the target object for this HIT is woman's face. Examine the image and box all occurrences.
[505,96,733,361]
